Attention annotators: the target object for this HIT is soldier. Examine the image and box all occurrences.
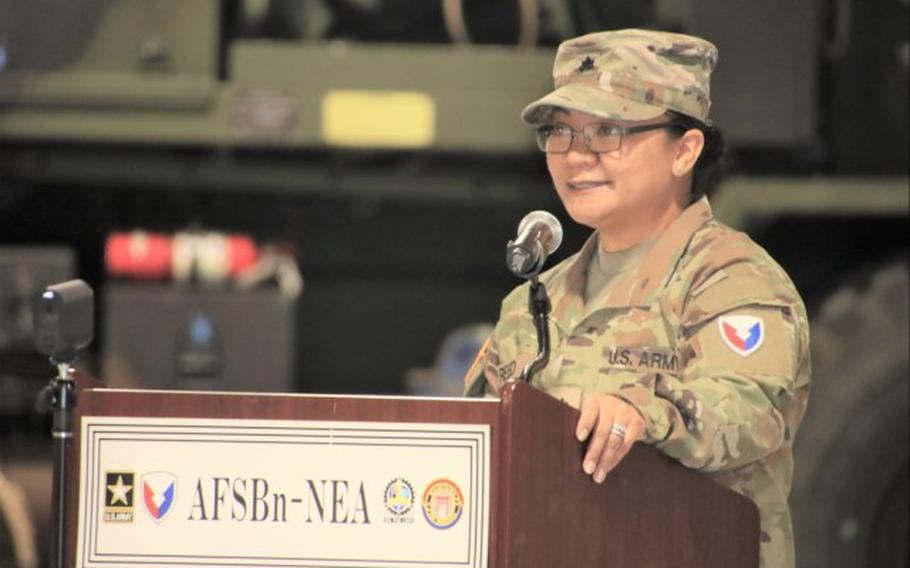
[463,29,811,568]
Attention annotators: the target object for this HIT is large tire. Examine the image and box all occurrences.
[792,259,909,568]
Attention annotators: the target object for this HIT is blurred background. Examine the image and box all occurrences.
[0,0,906,566]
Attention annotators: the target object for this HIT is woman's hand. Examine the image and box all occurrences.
[576,394,646,483]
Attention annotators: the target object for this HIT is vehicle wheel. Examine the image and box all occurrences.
[792,259,909,568]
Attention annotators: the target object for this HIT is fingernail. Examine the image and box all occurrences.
[577,428,589,441]
[583,460,595,475]
[594,469,606,484]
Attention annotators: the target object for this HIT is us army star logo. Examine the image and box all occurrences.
[104,471,136,523]
[107,474,133,506]
[577,56,596,72]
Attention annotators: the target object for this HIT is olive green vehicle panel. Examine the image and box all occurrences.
[230,41,553,151]
[711,177,910,231]
[1,0,906,216]
[0,40,552,151]
[0,0,218,75]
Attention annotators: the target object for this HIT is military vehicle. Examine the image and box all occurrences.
[0,1,906,566]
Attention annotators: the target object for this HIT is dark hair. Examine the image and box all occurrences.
[665,111,729,201]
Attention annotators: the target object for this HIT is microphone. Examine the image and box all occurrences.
[506,211,563,279]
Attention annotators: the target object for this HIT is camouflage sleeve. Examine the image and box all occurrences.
[612,263,810,472]
[463,334,501,398]
[464,281,534,398]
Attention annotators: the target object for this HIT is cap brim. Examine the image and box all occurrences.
[521,82,666,126]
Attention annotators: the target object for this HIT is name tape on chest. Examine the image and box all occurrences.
[602,346,681,373]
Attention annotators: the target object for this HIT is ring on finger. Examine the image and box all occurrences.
[610,423,627,439]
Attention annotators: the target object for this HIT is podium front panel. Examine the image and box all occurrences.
[68,388,501,568]
[67,382,759,568]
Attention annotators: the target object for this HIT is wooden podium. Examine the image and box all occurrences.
[65,376,759,567]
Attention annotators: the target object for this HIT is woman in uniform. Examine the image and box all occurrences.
[464,29,811,568]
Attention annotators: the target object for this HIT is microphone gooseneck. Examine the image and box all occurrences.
[504,211,561,384]
[519,276,552,383]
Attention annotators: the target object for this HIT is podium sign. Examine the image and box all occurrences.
[76,416,491,568]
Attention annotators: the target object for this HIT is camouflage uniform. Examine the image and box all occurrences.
[465,198,811,567]
[464,27,811,568]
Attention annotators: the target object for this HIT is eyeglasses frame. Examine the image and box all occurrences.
[535,120,684,154]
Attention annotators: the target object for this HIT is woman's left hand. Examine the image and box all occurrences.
[576,394,646,484]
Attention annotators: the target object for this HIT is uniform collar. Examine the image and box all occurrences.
[549,197,715,330]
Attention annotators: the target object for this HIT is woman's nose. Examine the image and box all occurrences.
[564,136,599,166]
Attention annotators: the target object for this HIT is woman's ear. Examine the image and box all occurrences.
[673,129,705,177]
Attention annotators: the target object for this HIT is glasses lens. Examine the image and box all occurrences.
[536,124,572,153]
[534,126,551,152]
[584,123,622,153]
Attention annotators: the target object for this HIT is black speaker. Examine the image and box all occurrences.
[101,283,296,393]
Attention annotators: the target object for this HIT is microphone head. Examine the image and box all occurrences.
[517,210,563,255]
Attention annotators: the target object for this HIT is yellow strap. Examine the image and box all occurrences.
[463,335,493,390]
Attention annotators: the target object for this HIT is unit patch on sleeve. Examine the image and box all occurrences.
[694,306,796,379]
[718,314,765,357]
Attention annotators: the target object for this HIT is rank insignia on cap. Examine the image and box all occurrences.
[718,315,765,357]
[576,56,596,73]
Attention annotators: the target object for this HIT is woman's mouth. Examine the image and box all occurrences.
[567,180,611,191]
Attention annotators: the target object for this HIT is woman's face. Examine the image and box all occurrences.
[544,109,693,247]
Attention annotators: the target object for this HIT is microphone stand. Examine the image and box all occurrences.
[33,278,93,568]
[519,275,552,383]
[40,357,77,568]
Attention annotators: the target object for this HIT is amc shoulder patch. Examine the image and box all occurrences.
[718,315,765,357]
[695,307,796,379]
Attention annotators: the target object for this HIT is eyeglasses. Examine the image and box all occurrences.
[535,121,679,154]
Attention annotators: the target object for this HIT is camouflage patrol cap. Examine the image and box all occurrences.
[522,28,718,125]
